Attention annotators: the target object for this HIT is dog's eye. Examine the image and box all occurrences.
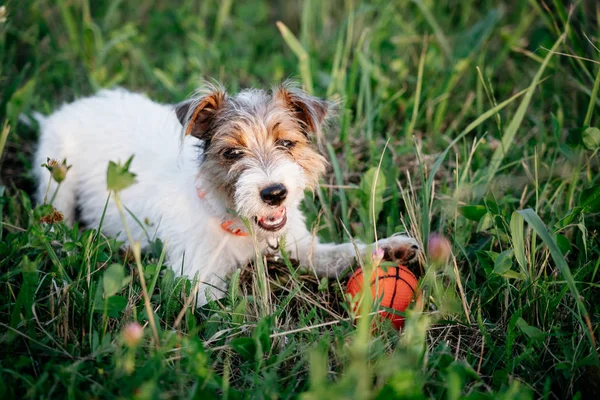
[222,148,244,160]
[278,140,296,149]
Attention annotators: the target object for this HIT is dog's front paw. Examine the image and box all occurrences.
[377,234,421,264]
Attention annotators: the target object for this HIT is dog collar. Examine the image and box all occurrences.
[196,187,249,237]
[219,219,249,237]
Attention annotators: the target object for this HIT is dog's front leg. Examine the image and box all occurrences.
[287,227,420,278]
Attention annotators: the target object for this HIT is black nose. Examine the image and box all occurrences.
[260,183,288,206]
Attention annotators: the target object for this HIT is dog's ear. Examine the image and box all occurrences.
[274,83,330,137]
[175,89,226,140]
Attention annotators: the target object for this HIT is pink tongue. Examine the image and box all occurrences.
[259,207,285,223]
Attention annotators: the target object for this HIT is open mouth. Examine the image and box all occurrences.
[255,207,287,232]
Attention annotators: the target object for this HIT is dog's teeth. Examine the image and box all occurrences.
[263,216,283,226]
[257,207,287,231]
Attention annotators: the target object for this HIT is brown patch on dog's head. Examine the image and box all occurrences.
[175,83,227,143]
[273,81,330,138]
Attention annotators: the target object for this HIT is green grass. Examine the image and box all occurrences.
[1,0,600,398]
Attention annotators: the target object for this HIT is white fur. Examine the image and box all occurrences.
[234,158,306,222]
[35,89,419,305]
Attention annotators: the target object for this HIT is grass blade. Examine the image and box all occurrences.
[277,21,314,94]
[326,143,349,238]
[412,0,452,60]
[510,211,527,275]
[517,208,597,354]
[213,0,233,41]
[485,33,565,187]
[406,40,427,139]
[584,66,600,127]
[0,121,10,166]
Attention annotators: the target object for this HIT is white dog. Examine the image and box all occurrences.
[34,82,420,305]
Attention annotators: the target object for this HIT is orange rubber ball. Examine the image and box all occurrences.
[346,265,420,329]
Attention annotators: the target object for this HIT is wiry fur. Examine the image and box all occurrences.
[34,83,420,305]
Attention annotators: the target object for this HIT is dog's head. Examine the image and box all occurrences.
[176,81,330,237]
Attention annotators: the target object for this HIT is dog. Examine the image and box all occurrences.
[34,82,420,305]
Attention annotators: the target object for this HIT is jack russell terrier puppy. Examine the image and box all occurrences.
[34,82,420,305]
